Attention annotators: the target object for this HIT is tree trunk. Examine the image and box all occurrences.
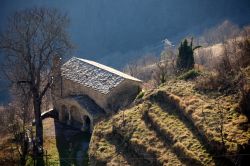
[33,91,43,155]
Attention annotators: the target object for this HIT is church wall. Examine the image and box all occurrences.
[105,79,141,111]
[61,78,109,113]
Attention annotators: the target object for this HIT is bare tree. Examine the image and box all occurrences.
[161,48,177,74]
[123,54,158,81]
[123,63,140,78]
[151,48,177,85]
[0,7,73,156]
[8,85,33,166]
[152,60,168,85]
[195,47,214,70]
[0,84,32,165]
[201,20,240,45]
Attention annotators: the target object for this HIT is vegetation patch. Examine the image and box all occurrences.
[136,91,145,100]
[159,81,250,158]
[178,69,201,80]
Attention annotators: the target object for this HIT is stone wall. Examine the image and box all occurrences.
[61,78,109,113]
[106,79,141,111]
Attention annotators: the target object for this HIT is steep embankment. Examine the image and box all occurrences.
[89,80,250,165]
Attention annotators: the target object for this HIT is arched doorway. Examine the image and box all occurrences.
[82,115,91,132]
[85,116,90,129]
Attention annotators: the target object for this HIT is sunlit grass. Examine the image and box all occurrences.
[90,79,250,165]
[147,104,215,165]
[158,80,250,154]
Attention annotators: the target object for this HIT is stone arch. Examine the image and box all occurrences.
[60,105,70,122]
[70,105,83,128]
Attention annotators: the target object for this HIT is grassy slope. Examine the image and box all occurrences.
[89,104,183,166]
[160,80,250,154]
[145,103,214,165]
[89,80,250,166]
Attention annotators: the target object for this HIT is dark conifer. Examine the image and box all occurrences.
[176,38,201,71]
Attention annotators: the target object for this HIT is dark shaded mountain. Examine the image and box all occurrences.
[0,0,250,104]
[1,0,250,67]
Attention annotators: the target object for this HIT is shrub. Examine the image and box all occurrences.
[136,91,145,100]
[178,69,200,80]
[194,73,222,92]
[195,36,250,93]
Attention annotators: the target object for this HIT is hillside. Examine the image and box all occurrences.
[88,80,250,166]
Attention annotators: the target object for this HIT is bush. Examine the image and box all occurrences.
[195,36,250,93]
[178,69,200,80]
[194,73,220,91]
[136,91,145,100]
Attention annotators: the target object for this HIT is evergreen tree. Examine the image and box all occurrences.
[176,38,201,71]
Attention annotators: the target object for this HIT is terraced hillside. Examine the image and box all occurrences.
[89,80,250,166]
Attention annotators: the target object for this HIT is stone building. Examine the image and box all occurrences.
[51,57,142,132]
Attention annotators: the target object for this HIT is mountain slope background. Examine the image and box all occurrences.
[1,0,250,67]
[0,0,250,104]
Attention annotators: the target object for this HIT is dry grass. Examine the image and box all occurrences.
[89,104,184,166]
[89,80,250,165]
[158,80,250,154]
[88,119,119,165]
[146,104,215,165]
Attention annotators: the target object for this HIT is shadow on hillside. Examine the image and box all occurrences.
[150,96,234,166]
[105,130,159,166]
[53,119,91,166]
[143,110,204,166]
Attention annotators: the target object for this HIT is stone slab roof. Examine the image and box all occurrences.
[61,57,141,94]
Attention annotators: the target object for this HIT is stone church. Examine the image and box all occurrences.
[51,56,142,132]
